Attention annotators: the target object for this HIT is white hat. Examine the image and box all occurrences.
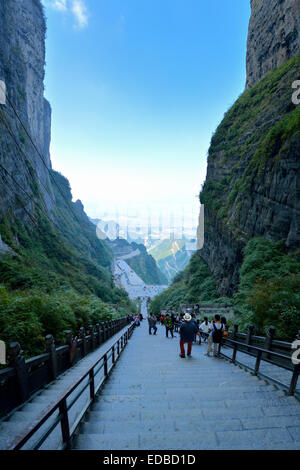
[184,313,191,322]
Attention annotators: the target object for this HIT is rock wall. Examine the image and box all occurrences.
[0,0,54,225]
[246,0,300,88]
[199,0,300,296]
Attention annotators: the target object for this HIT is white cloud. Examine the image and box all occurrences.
[44,0,89,29]
[52,0,68,11]
[71,0,89,29]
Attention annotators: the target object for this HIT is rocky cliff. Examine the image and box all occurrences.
[199,0,300,296]
[0,1,132,312]
[246,0,300,88]
[0,0,54,222]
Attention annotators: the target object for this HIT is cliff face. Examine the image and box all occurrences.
[246,0,300,88]
[0,0,116,285]
[0,0,54,223]
[199,0,300,296]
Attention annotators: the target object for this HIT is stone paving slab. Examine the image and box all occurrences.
[74,321,300,450]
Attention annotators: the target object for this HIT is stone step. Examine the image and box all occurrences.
[99,386,279,400]
[82,417,243,433]
[74,430,219,450]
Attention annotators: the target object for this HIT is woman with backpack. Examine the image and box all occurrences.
[205,314,224,357]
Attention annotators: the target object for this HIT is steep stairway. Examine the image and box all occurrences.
[74,322,300,450]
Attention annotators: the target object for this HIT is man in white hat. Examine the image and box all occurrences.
[179,314,199,358]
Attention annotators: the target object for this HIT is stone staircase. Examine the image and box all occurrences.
[0,324,130,450]
[74,322,300,450]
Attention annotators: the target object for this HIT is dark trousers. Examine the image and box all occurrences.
[180,339,192,357]
[149,326,157,335]
[166,327,174,338]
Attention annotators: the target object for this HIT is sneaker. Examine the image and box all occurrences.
[179,354,185,358]
[205,353,211,357]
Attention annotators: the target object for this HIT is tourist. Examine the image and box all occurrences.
[191,314,199,343]
[174,314,180,332]
[199,317,210,343]
[148,314,157,335]
[179,314,199,358]
[135,315,140,327]
[221,316,229,338]
[164,314,174,338]
[206,314,224,357]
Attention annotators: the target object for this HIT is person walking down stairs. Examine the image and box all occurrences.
[179,314,199,358]
[164,314,174,338]
[148,314,157,335]
[206,314,224,357]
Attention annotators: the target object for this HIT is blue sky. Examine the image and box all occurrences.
[42,0,251,227]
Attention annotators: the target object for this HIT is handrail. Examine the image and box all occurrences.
[10,323,135,450]
[224,338,291,361]
[0,317,129,418]
[220,336,300,396]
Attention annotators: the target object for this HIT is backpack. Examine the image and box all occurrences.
[212,323,223,343]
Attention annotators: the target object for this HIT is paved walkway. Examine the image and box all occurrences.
[0,324,131,450]
[75,322,300,450]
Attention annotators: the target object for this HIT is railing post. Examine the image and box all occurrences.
[8,342,30,403]
[45,334,58,380]
[65,330,75,367]
[246,325,254,352]
[264,326,275,359]
[79,327,87,357]
[103,354,108,377]
[232,324,238,340]
[89,368,95,400]
[117,340,120,357]
[103,322,107,342]
[232,342,238,364]
[95,323,101,346]
[59,398,71,450]
[254,350,262,375]
[112,345,115,364]
[89,325,96,350]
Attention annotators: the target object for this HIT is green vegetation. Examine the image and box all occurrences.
[0,171,136,357]
[234,238,300,340]
[150,252,231,315]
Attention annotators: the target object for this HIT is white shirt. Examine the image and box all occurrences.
[199,321,210,333]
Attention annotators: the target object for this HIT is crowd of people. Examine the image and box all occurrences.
[146,311,229,359]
